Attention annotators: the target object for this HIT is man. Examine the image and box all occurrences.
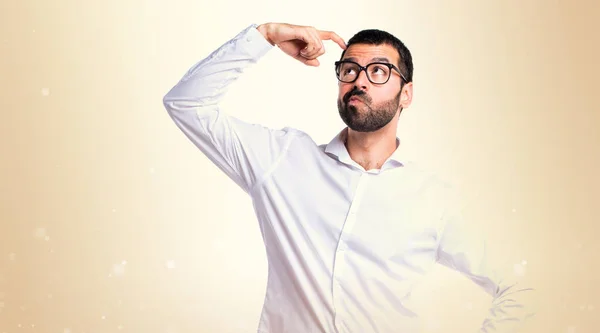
[163,22,534,333]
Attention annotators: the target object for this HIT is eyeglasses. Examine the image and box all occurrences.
[334,60,407,84]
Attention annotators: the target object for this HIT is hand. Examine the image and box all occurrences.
[257,22,346,67]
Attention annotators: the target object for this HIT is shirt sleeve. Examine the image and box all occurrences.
[435,187,537,333]
[162,24,300,193]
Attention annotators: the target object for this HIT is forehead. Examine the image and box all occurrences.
[341,43,399,64]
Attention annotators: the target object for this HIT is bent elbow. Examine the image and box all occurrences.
[162,91,176,114]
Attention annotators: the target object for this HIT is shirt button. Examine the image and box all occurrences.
[246,36,252,42]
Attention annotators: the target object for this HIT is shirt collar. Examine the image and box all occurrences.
[324,127,406,172]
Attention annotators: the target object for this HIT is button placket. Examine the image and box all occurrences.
[332,173,370,331]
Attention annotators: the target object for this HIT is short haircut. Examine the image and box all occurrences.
[340,29,413,84]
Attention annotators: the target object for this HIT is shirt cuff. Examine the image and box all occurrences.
[234,23,274,61]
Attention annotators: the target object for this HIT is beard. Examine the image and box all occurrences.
[337,88,401,132]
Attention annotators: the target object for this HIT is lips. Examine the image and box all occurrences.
[345,90,368,105]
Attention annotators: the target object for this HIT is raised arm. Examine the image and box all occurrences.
[162,23,345,193]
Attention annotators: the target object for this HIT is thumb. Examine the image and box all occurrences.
[304,58,320,67]
[292,53,320,67]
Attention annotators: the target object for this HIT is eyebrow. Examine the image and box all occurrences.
[344,56,392,63]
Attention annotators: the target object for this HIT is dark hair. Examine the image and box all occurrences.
[340,29,413,84]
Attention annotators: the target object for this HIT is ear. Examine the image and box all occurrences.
[399,82,413,109]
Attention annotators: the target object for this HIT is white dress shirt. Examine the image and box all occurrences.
[163,24,535,333]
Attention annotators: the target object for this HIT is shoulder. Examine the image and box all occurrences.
[276,127,326,149]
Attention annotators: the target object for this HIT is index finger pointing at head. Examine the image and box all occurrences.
[319,30,346,50]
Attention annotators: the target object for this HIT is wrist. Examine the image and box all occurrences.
[257,23,275,46]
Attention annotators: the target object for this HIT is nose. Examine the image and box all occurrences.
[353,68,370,90]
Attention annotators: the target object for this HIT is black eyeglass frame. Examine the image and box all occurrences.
[334,60,408,84]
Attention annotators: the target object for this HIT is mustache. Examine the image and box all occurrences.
[343,88,371,104]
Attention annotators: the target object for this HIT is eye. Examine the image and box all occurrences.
[343,66,356,75]
[370,65,388,75]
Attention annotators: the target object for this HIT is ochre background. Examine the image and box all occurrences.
[1,0,599,332]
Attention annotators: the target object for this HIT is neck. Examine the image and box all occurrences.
[343,122,398,171]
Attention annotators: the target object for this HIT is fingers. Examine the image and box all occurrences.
[287,24,346,67]
[298,28,345,63]
[300,41,324,60]
[295,56,320,67]
[318,30,347,50]
[298,28,324,60]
